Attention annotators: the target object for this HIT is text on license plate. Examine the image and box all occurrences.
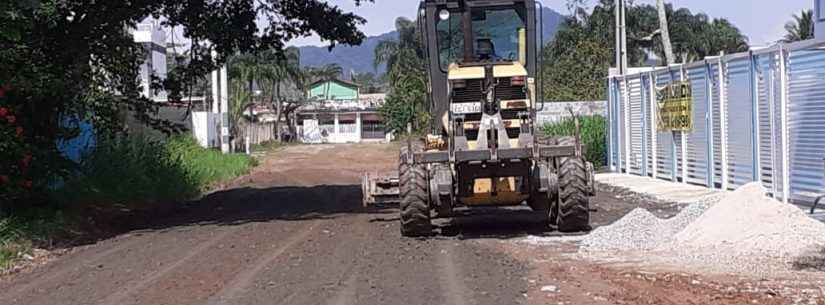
[450,102,481,114]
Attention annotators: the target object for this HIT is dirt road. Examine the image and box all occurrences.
[0,144,812,305]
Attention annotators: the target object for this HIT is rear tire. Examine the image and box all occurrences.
[399,144,432,237]
[556,157,591,232]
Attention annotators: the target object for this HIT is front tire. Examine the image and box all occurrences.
[399,145,432,237]
[556,157,591,232]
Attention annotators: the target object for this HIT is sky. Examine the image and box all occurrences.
[287,0,814,47]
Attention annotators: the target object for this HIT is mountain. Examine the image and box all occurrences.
[298,6,564,78]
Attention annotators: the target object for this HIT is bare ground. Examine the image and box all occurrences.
[0,143,820,305]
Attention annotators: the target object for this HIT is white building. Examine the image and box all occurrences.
[131,18,167,101]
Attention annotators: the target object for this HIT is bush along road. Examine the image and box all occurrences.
[0,143,820,305]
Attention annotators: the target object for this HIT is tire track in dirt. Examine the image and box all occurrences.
[438,242,473,305]
[206,220,321,305]
[0,233,153,304]
[95,228,237,305]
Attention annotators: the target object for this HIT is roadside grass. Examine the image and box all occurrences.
[56,134,256,207]
[0,211,67,271]
[542,115,607,167]
[1,134,256,272]
[251,140,288,154]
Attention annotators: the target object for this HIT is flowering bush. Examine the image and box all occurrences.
[0,85,35,205]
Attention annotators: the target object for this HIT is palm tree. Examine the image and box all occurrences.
[374,17,422,81]
[784,10,815,42]
[259,47,302,141]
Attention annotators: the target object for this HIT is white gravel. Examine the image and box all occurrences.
[579,182,825,277]
[580,201,714,252]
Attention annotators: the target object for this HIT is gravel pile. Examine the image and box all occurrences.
[580,200,715,252]
[581,182,825,276]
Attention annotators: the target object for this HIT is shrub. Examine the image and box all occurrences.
[542,115,607,167]
[55,134,255,208]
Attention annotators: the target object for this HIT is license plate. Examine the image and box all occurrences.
[451,102,481,114]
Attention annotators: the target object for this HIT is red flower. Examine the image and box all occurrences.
[0,107,7,117]
[0,176,8,184]
[6,115,15,124]
[15,126,23,137]
[0,87,5,99]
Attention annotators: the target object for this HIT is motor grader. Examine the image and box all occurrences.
[363,0,595,236]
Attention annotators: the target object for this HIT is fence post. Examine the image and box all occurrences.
[649,72,658,179]
[718,55,729,191]
[623,76,632,173]
[705,61,715,187]
[607,78,615,171]
[778,46,791,203]
[680,66,688,183]
[641,75,648,177]
[750,52,761,184]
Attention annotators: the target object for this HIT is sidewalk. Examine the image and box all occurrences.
[595,173,723,204]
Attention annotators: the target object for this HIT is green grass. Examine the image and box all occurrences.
[541,115,607,167]
[0,211,66,270]
[55,134,255,207]
[2,134,256,271]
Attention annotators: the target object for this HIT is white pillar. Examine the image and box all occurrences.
[649,73,658,179]
[220,64,230,154]
[718,56,729,190]
[778,47,790,203]
[356,112,362,143]
[334,113,340,143]
[623,77,631,173]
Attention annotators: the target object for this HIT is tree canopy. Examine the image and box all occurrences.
[0,0,370,202]
[784,10,815,42]
[542,0,749,101]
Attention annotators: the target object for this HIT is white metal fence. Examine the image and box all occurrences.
[607,39,825,204]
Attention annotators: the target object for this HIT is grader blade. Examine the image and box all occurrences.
[362,172,400,207]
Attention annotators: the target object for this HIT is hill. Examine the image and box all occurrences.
[299,6,564,77]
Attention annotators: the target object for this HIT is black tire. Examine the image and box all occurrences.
[556,157,591,232]
[399,144,431,237]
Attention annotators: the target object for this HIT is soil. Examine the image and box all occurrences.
[0,143,820,305]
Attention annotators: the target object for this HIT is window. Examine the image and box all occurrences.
[436,7,526,71]
[819,0,825,21]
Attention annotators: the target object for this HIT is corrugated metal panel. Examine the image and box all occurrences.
[686,67,710,186]
[756,55,775,192]
[788,49,825,201]
[655,71,675,180]
[628,76,644,175]
[709,63,723,187]
[725,57,756,188]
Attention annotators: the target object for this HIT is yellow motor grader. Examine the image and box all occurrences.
[363,0,595,236]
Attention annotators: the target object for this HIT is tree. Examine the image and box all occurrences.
[784,10,815,42]
[374,17,428,134]
[0,0,371,205]
[543,0,749,101]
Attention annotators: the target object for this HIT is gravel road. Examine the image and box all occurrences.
[0,144,526,305]
[0,144,818,305]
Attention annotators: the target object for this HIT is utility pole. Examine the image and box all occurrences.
[614,0,628,75]
[656,0,675,65]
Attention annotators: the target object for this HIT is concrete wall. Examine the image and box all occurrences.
[535,101,606,125]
